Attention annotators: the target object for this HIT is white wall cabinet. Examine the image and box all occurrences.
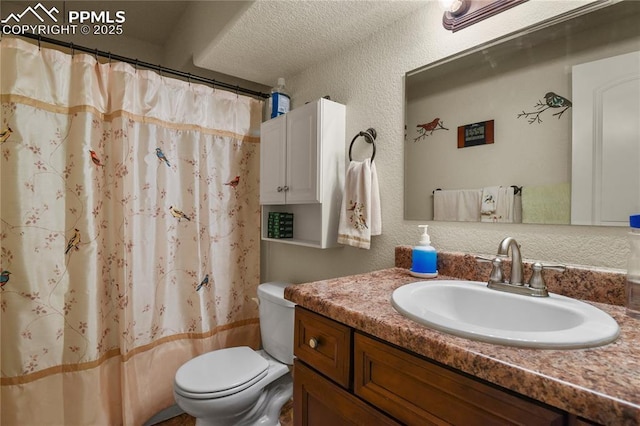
[260,103,319,204]
[260,98,345,248]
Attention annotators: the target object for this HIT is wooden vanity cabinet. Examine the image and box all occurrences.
[293,307,400,425]
[294,306,575,426]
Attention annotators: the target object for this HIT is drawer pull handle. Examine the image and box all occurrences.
[308,337,319,349]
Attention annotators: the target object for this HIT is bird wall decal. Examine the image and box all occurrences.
[0,127,12,144]
[0,270,11,290]
[65,228,81,254]
[544,92,573,109]
[224,176,240,188]
[196,274,209,291]
[89,150,105,167]
[169,206,191,222]
[413,118,449,142]
[155,147,171,167]
[517,91,572,124]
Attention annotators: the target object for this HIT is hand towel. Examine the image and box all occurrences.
[481,186,499,214]
[481,186,523,223]
[337,159,381,249]
[433,189,481,222]
[521,183,571,224]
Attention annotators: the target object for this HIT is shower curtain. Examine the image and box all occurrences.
[0,38,263,425]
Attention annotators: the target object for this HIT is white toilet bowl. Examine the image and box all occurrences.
[174,348,292,426]
[173,282,295,426]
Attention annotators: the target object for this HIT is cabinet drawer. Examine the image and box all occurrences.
[294,307,352,388]
[354,333,566,426]
[294,360,400,426]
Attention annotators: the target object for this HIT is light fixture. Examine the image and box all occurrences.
[442,0,528,32]
[440,0,470,17]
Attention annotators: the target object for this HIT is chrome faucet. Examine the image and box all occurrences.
[497,236,523,285]
[481,237,565,297]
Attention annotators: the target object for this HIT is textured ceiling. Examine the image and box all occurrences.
[193,0,427,86]
[1,1,426,86]
[100,1,191,46]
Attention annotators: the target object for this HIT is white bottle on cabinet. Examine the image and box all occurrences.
[259,98,345,248]
[269,77,291,119]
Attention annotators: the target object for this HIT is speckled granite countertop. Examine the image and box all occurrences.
[284,267,640,425]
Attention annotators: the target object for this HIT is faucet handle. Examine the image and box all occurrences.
[488,257,504,283]
[476,256,504,283]
[528,262,566,290]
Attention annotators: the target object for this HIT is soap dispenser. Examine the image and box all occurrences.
[410,225,438,278]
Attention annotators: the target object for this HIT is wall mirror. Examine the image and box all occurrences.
[404,0,640,226]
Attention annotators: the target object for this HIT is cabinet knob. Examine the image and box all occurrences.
[308,337,319,349]
[283,186,289,192]
[277,186,283,192]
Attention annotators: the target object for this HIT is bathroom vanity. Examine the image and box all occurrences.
[284,259,640,425]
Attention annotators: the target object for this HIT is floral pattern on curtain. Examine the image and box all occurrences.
[0,38,263,425]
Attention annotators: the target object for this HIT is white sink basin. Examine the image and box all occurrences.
[391,280,620,349]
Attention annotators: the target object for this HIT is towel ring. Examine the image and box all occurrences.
[349,128,377,162]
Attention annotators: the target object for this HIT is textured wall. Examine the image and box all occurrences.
[261,0,629,284]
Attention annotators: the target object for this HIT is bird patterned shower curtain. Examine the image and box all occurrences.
[0,38,263,425]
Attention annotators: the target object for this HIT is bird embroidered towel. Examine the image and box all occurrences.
[495,186,521,223]
[481,186,499,215]
[480,186,521,223]
[337,159,381,249]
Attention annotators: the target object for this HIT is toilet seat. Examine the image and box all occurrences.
[174,346,269,400]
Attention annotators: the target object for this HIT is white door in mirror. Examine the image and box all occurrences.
[571,51,640,226]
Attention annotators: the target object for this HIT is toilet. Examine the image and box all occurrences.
[173,282,295,426]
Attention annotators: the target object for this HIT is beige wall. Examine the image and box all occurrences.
[261,0,629,285]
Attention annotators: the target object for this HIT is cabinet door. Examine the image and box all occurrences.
[260,115,287,204]
[354,333,566,426]
[294,360,400,426]
[286,101,320,204]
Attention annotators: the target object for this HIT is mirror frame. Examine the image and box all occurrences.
[409,1,613,80]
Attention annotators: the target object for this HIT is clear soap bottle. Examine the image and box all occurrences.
[627,214,640,318]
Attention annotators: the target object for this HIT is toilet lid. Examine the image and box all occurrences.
[175,347,269,397]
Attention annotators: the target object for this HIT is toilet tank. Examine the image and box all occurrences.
[257,282,296,365]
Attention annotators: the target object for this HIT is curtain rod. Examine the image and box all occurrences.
[4,31,270,100]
